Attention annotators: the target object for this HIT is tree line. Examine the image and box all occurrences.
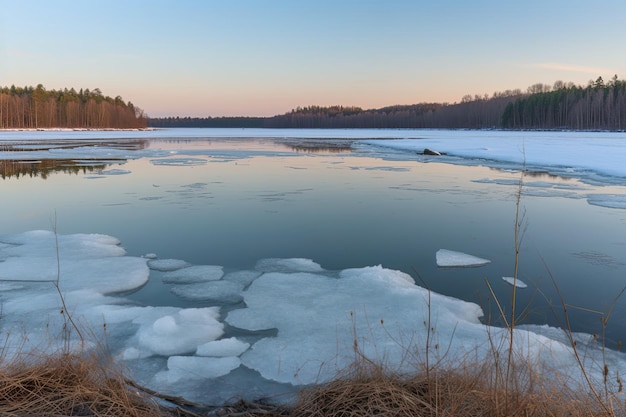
[502,76,626,130]
[0,85,147,129]
[149,76,626,131]
[149,116,265,128]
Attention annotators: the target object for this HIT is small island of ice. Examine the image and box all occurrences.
[502,276,528,288]
[436,249,491,267]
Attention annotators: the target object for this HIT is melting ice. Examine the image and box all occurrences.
[2,129,626,403]
[1,230,624,405]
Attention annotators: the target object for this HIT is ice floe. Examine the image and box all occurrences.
[502,276,528,288]
[197,337,251,357]
[587,194,626,209]
[147,258,190,271]
[435,249,491,267]
[162,265,224,283]
[1,230,624,405]
[170,281,244,303]
[155,356,242,383]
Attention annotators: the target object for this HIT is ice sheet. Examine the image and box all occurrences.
[226,265,486,385]
[2,128,625,188]
[362,131,626,185]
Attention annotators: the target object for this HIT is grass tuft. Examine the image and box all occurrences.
[290,353,621,417]
[0,350,163,417]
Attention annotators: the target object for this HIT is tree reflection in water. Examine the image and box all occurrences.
[0,138,148,179]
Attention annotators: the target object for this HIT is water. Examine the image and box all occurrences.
[1,130,626,346]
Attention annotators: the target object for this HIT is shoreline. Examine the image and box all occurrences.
[0,127,156,132]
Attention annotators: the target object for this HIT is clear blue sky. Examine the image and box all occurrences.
[1,0,625,117]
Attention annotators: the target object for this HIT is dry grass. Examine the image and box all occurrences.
[3,206,623,416]
[290,356,620,417]
[0,350,166,417]
[1,348,621,417]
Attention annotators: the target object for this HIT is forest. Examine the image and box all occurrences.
[4,78,625,131]
[150,76,626,131]
[0,85,147,129]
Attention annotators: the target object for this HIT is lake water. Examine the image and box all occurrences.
[1,128,626,402]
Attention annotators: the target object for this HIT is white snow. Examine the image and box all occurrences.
[362,130,626,184]
[436,249,491,267]
[502,276,528,288]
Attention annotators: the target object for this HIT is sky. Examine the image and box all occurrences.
[1,0,626,118]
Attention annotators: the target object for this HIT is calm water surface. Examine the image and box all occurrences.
[2,133,626,345]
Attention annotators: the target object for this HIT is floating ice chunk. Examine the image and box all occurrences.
[120,347,143,360]
[0,256,149,294]
[227,266,485,385]
[170,281,243,303]
[436,249,491,267]
[0,230,125,259]
[502,277,528,288]
[0,231,148,294]
[162,265,224,283]
[143,253,157,259]
[155,356,241,384]
[255,258,324,273]
[150,157,207,166]
[153,315,178,334]
[99,169,131,175]
[587,194,626,210]
[196,337,250,357]
[137,307,224,356]
[223,270,262,287]
[147,258,190,271]
[340,264,415,287]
